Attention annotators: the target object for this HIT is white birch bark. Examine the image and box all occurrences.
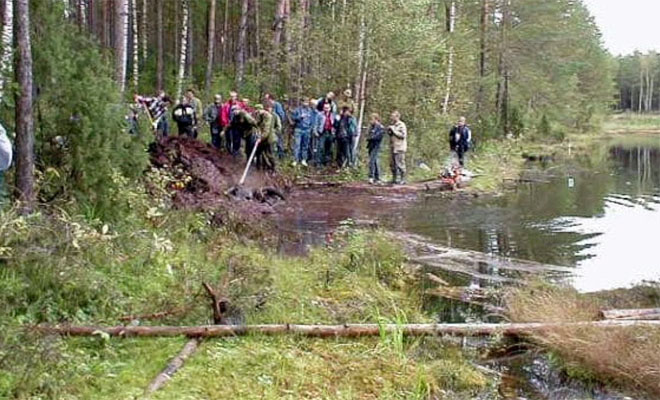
[131,0,139,89]
[115,0,129,94]
[141,0,147,61]
[0,0,13,101]
[442,0,456,115]
[175,0,189,101]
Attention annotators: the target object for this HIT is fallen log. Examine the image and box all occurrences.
[144,338,201,396]
[33,321,660,339]
[601,308,660,321]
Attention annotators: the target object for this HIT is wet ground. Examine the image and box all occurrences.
[276,134,660,293]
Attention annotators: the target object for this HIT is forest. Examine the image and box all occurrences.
[2,1,660,399]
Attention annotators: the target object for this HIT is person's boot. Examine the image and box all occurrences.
[301,160,308,167]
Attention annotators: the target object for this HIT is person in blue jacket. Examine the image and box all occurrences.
[291,97,316,167]
[449,116,472,167]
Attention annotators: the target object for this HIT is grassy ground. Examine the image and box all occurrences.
[0,196,497,399]
[603,112,660,133]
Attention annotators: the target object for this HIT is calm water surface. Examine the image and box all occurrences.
[277,135,660,292]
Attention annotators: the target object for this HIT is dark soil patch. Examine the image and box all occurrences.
[149,136,291,221]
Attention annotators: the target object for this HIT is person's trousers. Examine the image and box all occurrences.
[226,128,242,156]
[177,124,195,138]
[368,145,381,180]
[245,133,258,160]
[451,148,467,167]
[348,135,356,167]
[391,152,406,182]
[157,117,169,138]
[318,131,334,166]
[256,141,276,171]
[336,136,350,168]
[276,132,285,159]
[210,125,222,150]
[293,129,310,162]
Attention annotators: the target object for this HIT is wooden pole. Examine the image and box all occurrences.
[601,308,660,321]
[33,321,660,339]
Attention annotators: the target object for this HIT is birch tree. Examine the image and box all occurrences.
[175,0,189,101]
[0,0,13,102]
[141,0,147,61]
[131,0,139,89]
[114,0,128,93]
[14,0,35,213]
[441,0,456,115]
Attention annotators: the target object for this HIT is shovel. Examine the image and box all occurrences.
[239,137,261,186]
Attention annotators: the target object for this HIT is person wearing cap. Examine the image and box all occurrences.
[291,96,315,167]
[203,94,224,150]
[338,88,357,114]
[316,91,337,114]
[254,104,277,171]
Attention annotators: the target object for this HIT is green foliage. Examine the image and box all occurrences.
[28,1,148,219]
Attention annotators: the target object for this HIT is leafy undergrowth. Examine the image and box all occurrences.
[0,180,494,399]
[506,284,660,398]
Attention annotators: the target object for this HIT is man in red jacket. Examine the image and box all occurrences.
[221,91,246,155]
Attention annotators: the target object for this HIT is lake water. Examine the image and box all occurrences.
[277,134,660,293]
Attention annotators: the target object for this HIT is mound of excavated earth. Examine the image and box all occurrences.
[149,136,290,219]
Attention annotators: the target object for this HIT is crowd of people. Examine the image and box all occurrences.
[134,88,473,185]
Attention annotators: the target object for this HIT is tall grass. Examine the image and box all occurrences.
[507,285,660,398]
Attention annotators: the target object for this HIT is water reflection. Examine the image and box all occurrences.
[277,135,660,292]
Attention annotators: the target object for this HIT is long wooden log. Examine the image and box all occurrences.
[145,338,200,396]
[601,308,660,321]
[33,321,660,339]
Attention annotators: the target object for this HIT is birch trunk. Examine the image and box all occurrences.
[204,0,216,93]
[235,0,248,88]
[186,3,192,80]
[14,0,35,213]
[441,0,456,115]
[131,0,139,89]
[141,0,147,61]
[0,0,13,102]
[114,0,128,94]
[638,68,644,113]
[175,0,189,101]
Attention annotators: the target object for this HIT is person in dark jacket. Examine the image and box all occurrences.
[335,106,357,169]
[220,91,246,155]
[172,98,197,137]
[449,116,472,167]
[367,113,384,184]
[316,91,337,114]
[316,102,337,166]
[203,94,223,149]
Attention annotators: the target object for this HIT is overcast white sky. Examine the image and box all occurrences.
[582,0,660,55]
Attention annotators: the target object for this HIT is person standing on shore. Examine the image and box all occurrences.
[449,116,472,167]
[367,113,384,184]
[203,94,224,150]
[388,111,407,185]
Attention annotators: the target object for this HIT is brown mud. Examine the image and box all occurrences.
[149,137,291,221]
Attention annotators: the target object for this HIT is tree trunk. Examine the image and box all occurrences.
[204,0,216,93]
[235,0,248,88]
[221,0,229,66]
[156,0,163,90]
[14,0,35,213]
[441,0,456,115]
[0,0,13,102]
[114,0,128,94]
[175,0,189,100]
[638,67,644,113]
[476,0,488,115]
[131,0,139,90]
[252,0,260,76]
[141,0,147,61]
[34,321,660,339]
[186,1,192,80]
[601,308,660,321]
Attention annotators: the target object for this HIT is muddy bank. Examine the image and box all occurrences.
[149,137,291,221]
